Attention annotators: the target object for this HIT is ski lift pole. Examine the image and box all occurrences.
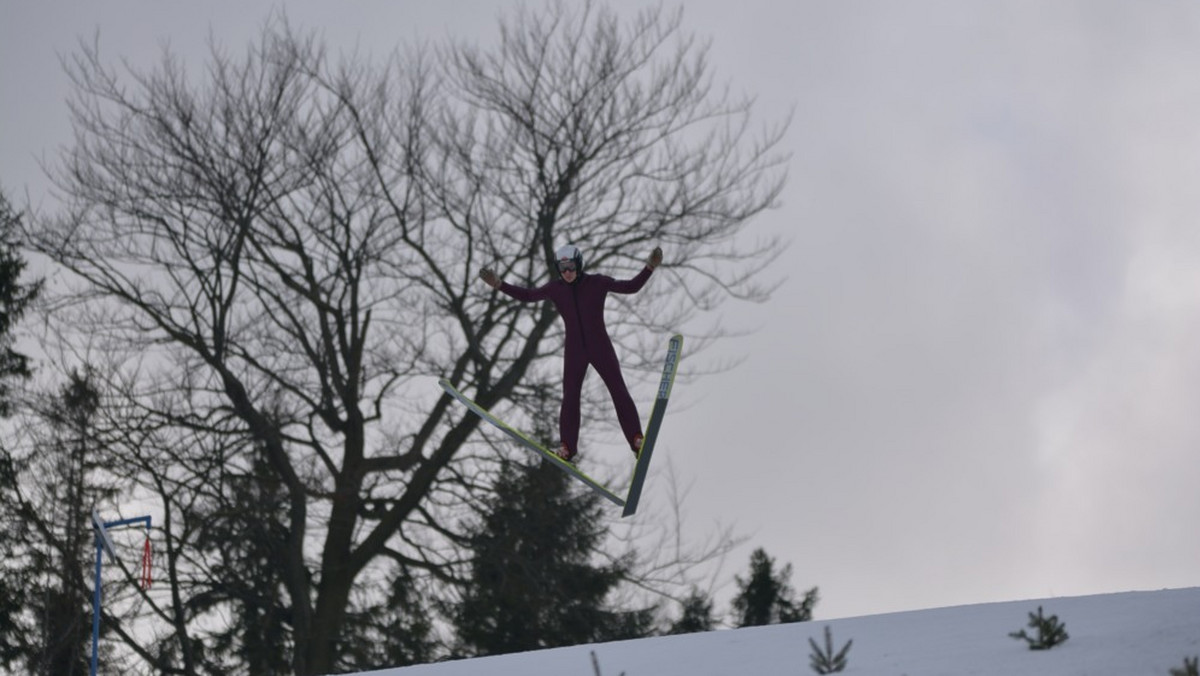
[91,509,152,676]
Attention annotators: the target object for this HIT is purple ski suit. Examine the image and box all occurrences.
[499,266,654,454]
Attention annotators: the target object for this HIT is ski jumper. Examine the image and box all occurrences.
[499,266,654,454]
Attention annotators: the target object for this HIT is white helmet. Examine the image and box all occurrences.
[555,244,583,274]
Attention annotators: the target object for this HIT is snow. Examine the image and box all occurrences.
[351,587,1200,676]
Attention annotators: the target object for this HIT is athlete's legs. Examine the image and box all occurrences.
[591,349,643,450]
[559,347,589,454]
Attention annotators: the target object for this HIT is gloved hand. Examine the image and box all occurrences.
[480,267,501,289]
[648,246,663,270]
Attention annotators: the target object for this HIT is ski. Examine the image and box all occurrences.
[438,379,626,507]
[622,333,683,517]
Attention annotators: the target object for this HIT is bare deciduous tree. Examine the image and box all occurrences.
[24,3,787,673]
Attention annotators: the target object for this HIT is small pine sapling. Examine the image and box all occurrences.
[1008,605,1069,650]
[591,651,625,676]
[1169,655,1199,676]
[808,625,852,674]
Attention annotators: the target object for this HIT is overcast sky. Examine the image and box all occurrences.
[4,0,1199,622]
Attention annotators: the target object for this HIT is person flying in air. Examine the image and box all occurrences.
[480,244,663,462]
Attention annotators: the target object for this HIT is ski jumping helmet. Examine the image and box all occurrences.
[555,244,583,275]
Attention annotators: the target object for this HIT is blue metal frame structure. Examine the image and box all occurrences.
[90,509,152,676]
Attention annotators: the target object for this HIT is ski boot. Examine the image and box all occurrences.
[556,442,577,462]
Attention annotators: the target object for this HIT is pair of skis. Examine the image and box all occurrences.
[439,334,682,517]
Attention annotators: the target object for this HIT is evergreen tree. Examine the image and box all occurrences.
[0,450,23,670]
[336,566,438,670]
[808,625,853,674]
[0,369,113,675]
[0,192,48,672]
[0,190,40,413]
[1008,605,1069,650]
[36,371,102,676]
[193,445,294,674]
[666,587,718,635]
[452,459,653,656]
[193,414,441,673]
[731,548,818,627]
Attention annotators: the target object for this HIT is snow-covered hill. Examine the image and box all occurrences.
[355,587,1200,676]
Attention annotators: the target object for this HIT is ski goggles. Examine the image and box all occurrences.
[557,260,578,272]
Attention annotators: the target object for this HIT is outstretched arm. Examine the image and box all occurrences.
[479,266,550,302]
[609,247,663,294]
